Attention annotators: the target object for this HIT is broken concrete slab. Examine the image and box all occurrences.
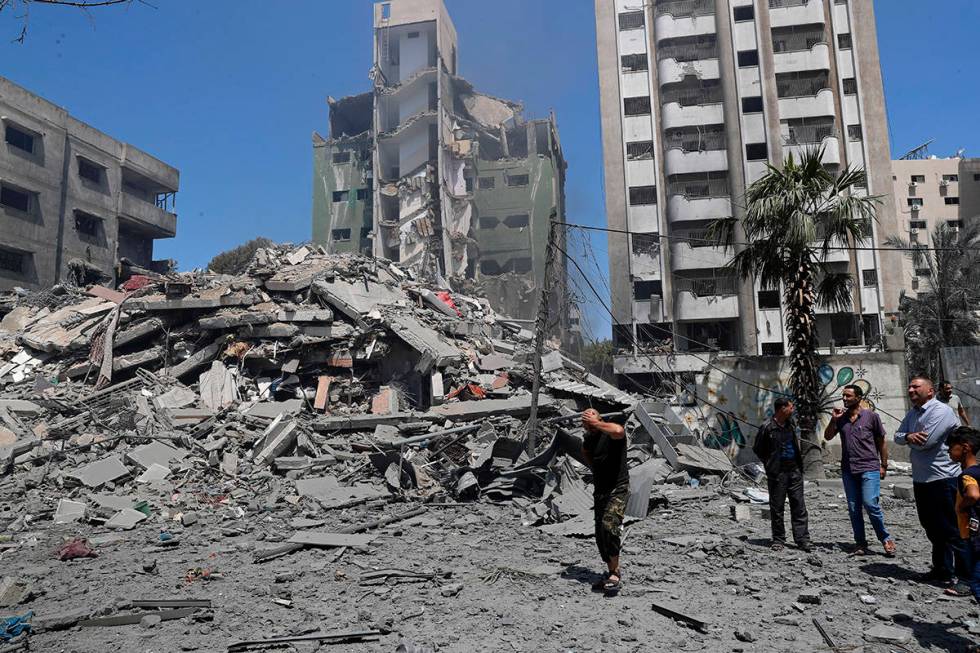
[66,455,130,489]
[386,314,464,371]
[245,399,304,420]
[105,508,147,530]
[152,386,198,411]
[136,463,171,483]
[312,276,406,328]
[125,441,187,470]
[252,415,301,466]
[286,532,376,548]
[199,361,239,411]
[53,499,87,524]
[428,395,550,421]
[295,475,387,505]
[864,624,912,644]
[0,576,32,607]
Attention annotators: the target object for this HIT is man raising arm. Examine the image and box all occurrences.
[581,408,628,595]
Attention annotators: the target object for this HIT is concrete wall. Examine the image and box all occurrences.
[0,75,178,290]
[312,134,373,255]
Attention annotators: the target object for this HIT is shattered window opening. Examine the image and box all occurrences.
[332,151,351,164]
[78,157,104,185]
[657,35,718,63]
[73,210,102,238]
[4,123,34,153]
[629,185,657,205]
[618,11,645,30]
[842,78,858,95]
[626,141,655,161]
[631,234,660,257]
[478,176,495,190]
[621,53,649,73]
[862,269,878,287]
[0,247,26,274]
[838,33,853,49]
[741,96,764,113]
[0,184,32,213]
[356,188,370,201]
[332,190,350,202]
[847,124,863,141]
[503,214,529,229]
[758,290,780,309]
[624,96,652,116]
[633,279,662,301]
[331,228,352,241]
[733,5,754,21]
[479,216,499,230]
[945,197,960,205]
[737,49,759,67]
[505,173,529,187]
[745,142,768,161]
[776,70,830,98]
[761,342,785,356]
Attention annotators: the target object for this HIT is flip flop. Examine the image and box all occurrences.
[603,571,622,595]
[883,539,896,557]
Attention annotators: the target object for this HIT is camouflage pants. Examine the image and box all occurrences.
[594,485,629,562]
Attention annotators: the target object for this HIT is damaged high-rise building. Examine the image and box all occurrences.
[312,0,569,324]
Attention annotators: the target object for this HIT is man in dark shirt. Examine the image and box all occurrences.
[753,398,812,551]
[581,408,628,594]
[824,384,896,557]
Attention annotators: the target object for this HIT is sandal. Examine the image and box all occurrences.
[591,571,610,592]
[770,542,784,552]
[847,545,869,557]
[944,582,973,597]
[883,539,897,557]
[603,570,622,595]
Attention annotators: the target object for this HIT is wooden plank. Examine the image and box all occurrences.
[314,376,332,412]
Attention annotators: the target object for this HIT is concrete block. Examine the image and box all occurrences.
[892,483,914,500]
[731,504,751,522]
[797,589,821,605]
[53,499,87,524]
[865,624,912,645]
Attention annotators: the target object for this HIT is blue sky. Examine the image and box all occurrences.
[2,0,978,341]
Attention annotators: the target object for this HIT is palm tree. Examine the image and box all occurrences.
[886,221,980,379]
[709,147,880,476]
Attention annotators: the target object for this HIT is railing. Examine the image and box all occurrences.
[663,126,726,152]
[655,0,715,18]
[771,26,826,53]
[667,173,730,198]
[661,80,723,106]
[776,71,830,98]
[769,0,811,8]
[673,229,716,248]
[674,275,736,295]
[782,119,838,145]
[656,35,718,62]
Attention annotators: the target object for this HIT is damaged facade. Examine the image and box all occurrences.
[312,0,568,324]
[0,75,179,292]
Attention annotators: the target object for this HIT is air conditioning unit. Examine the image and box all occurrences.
[940,180,949,187]
[911,204,921,212]
[911,228,920,234]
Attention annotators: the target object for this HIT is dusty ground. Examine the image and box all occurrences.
[3,473,978,653]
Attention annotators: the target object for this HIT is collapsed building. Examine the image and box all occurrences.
[312,0,569,327]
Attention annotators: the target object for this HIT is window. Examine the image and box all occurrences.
[332,190,349,202]
[4,124,34,153]
[631,234,659,257]
[464,177,473,192]
[621,53,649,73]
[618,11,645,30]
[910,175,925,183]
[733,6,754,21]
[838,33,852,49]
[907,198,923,207]
[758,290,780,309]
[842,78,858,95]
[0,248,26,274]
[506,173,529,187]
[73,210,102,238]
[478,176,495,190]
[332,151,351,164]
[945,197,960,205]
[407,31,420,39]
[862,269,878,287]
[628,185,657,205]
[77,158,103,184]
[943,174,959,182]
[504,214,529,229]
[761,342,785,356]
[948,219,964,228]
[745,143,768,160]
[741,96,764,113]
[975,174,980,182]
[626,141,655,160]
[633,280,662,301]
[356,188,370,201]
[737,50,759,67]
[479,216,498,230]
[381,3,390,19]
[909,220,926,229]
[624,96,652,116]
[847,124,863,141]
[331,229,351,241]
[0,184,31,213]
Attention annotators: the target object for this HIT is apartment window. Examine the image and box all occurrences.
[73,210,102,239]
[77,158,104,184]
[910,175,925,183]
[381,3,390,19]
[862,269,878,287]
[356,188,370,201]
[907,198,923,208]
[332,151,351,164]
[479,216,498,230]
[733,6,754,22]
[626,140,655,160]
[624,96,652,116]
[332,190,350,202]
[742,96,764,113]
[847,124,863,141]
[464,177,473,192]
[628,185,657,205]
[975,174,980,182]
[4,124,34,153]
[737,50,759,67]
[842,78,858,95]
[633,280,662,301]
[0,247,26,274]
[746,143,768,160]
[619,11,645,30]
[331,229,351,241]
[948,219,964,228]
[758,290,781,310]
[945,196,960,205]
[621,53,649,73]
[478,176,495,190]
[909,220,927,229]
[761,342,785,356]
[503,214,529,229]
[838,33,853,49]
[0,184,31,213]
[943,174,959,182]
[406,31,420,39]
[506,173,529,187]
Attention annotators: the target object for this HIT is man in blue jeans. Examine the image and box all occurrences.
[895,376,967,589]
[824,384,897,556]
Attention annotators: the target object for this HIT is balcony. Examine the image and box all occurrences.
[784,136,840,164]
[670,241,731,270]
[632,297,664,324]
[659,57,720,85]
[777,88,835,121]
[120,193,177,238]
[773,42,831,74]
[768,0,826,29]
[667,194,732,224]
[615,352,709,375]
[655,13,716,41]
[674,290,739,320]
[661,101,724,130]
[664,148,728,175]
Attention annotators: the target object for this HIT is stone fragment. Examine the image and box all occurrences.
[797,589,821,605]
[865,624,912,644]
[53,499,87,524]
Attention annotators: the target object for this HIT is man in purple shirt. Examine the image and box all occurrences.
[824,384,896,557]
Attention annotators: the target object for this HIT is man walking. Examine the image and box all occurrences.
[753,398,812,552]
[939,381,971,426]
[581,408,628,594]
[824,384,896,556]
[895,376,967,587]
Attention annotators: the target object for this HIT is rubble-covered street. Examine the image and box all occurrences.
[0,245,976,652]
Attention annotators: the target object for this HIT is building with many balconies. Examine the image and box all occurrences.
[595,0,902,387]
[0,75,178,291]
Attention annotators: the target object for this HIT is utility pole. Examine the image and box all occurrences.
[526,212,560,454]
